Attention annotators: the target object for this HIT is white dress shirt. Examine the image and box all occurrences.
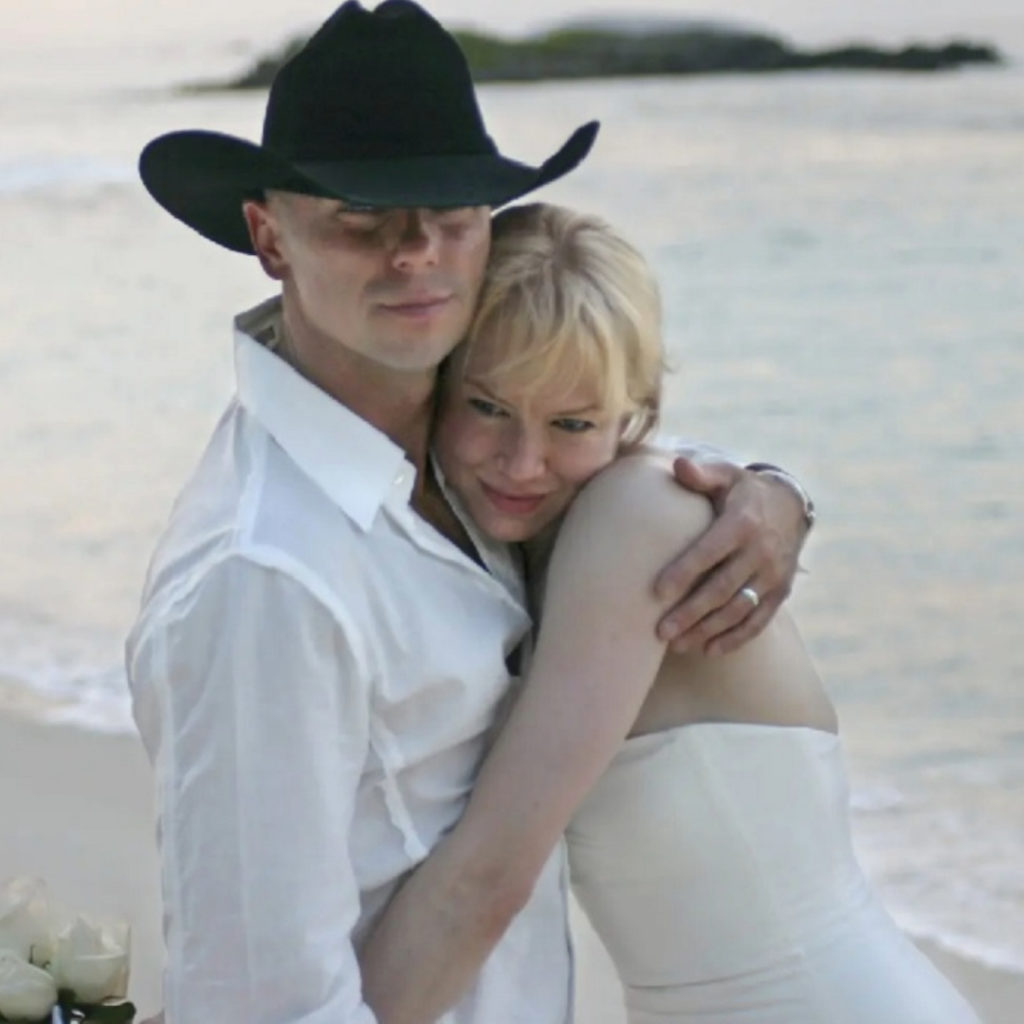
[127,298,573,1024]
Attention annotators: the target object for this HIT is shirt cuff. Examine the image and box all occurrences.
[746,463,816,531]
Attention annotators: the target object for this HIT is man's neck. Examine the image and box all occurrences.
[277,299,436,470]
[273,296,476,554]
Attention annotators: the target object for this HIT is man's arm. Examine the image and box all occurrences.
[654,452,813,656]
[129,557,375,1024]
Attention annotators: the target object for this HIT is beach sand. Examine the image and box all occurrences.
[1,710,1019,1022]
[0,712,164,1016]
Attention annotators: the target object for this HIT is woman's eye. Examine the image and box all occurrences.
[468,397,505,418]
[554,418,595,434]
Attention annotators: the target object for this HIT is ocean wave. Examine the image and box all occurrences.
[850,783,906,813]
[0,157,134,195]
[897,903,1024,976]
[0,613,134,733]
[854,803,1024,975]
[42,684,135,734]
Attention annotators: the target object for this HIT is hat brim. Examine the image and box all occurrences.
[139,122,599,253]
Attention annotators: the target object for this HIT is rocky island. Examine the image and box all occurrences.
[206,17,1002,92]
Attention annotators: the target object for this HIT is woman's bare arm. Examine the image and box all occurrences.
[358,453,712,1023]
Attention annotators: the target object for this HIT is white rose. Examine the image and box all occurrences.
[0,877,53,964]
[49,915,130,1005]
[0,950,58,1021]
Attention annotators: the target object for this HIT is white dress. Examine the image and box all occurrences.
[566,723,980,1023]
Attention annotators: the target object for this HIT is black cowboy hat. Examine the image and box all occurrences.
[140,0,599,253]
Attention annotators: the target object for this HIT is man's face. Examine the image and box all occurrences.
[246,194,491,376]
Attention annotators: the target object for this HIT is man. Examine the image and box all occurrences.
[127,3,815,1022]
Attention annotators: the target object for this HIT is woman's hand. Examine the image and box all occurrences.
[653,456,811,655]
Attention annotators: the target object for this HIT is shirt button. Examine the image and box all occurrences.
[393,469,408,486]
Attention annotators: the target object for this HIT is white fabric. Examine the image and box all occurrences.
[653,434,737,466]
[127,297,573,1024]
[567,723,980,1024]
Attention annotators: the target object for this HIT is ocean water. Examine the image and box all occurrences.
[1,10,1022,981]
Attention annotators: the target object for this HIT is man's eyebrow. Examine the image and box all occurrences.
[337,201,383,214]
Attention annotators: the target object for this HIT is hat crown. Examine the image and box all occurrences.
[138,0,598,253]
[262,0,496,161]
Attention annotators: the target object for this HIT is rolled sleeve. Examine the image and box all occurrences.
[129,555,377,1024]
[653,434,738,466]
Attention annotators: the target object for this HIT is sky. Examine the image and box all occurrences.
[6,0,1022,51]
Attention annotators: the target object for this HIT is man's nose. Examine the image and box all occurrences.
[390,209,441,270]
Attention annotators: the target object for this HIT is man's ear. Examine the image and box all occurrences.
[243,199,288,280]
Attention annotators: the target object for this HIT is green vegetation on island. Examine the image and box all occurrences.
[199,20,1002,92]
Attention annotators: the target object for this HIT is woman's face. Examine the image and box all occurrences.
[435,334,626,543]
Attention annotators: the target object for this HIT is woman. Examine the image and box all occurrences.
[357,204,980,1023]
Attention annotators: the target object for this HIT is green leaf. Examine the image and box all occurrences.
[45,997,136,1024]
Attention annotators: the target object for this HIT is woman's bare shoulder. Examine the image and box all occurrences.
[565,451,713,540]
[547,452,715,585]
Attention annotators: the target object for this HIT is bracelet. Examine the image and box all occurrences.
[746,463,816,531]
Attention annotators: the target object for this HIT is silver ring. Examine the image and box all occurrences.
[738,586,760,609]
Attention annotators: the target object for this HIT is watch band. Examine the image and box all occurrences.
[746,463,816,530]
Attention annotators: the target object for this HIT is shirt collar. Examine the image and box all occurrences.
[233,296,413,531]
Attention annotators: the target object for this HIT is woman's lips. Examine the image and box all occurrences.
[480,481,547,517]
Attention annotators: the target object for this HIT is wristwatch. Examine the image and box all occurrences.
[746,463,816,531]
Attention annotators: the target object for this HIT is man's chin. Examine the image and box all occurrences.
[379,334,463,374]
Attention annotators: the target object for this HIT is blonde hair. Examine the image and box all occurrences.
[463,203,664,444]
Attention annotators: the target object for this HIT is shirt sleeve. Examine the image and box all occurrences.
[650,433,741,465]
[128,555,377,1024]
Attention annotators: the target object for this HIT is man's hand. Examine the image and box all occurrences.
[654,456,810,656]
